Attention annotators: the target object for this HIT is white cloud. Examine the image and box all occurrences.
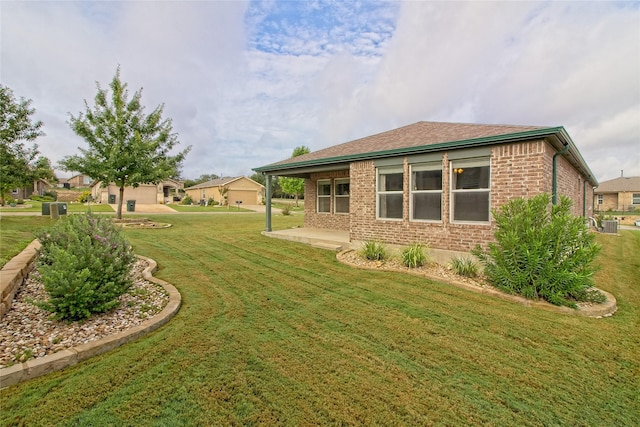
[1,1,638,182]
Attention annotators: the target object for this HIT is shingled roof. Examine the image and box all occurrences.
[595,176,640,193]
[253,121,597,185]
[185,177,239,190]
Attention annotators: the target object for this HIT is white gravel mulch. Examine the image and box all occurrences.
[0,259,169,368]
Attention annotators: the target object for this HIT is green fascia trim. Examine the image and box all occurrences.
[253,126,598,185]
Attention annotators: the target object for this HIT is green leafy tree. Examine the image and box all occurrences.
[472,193,602,308]
[0,85,45,205]
[60,68,191,218]
[279,145,310,206]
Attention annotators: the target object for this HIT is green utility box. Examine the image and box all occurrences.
[126,200,136,212]
[109,194,116,204]
[42,202,51,216]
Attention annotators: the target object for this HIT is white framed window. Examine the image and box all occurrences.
[597,194,604,205]
[410,163,442,221]
[377,166,403,219]
[334,179,350,214]
[451,158,491,223]
[317,180,331,213]
[633,193,640,205]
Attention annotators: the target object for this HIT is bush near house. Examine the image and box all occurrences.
[473,193,602,308]
[35,213,136,320]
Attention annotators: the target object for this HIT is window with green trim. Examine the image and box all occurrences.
[317,180,331,213]
[334,179,350,214]
[410,163,442,221]
[451,158,490,222]
[377,167,403,219]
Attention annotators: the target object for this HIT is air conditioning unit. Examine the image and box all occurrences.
[602,220,618,234]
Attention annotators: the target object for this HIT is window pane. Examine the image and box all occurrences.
[318,197,331,213]
[335,197,349,213]
[318,182,331,196]
[453,166,489,190]
[379,194,403,219]
[336,181,350,195]
[633,193,640,204]
[413,193,441,220]
[413,170,442,191]
[379,172,403,191]
[453,192,489,221]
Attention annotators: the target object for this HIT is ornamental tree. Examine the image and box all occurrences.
[279,145,310,206]
[60,68,191,218]
[0,85,45,205]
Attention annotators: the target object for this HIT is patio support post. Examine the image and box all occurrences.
[265,174,272,232]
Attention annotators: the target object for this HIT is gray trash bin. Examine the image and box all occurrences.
[127,200,136,212]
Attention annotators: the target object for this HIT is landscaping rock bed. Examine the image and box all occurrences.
[0,259,169,368]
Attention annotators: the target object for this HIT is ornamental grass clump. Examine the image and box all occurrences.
[361,240,387,261]
[402,243,428,268]
[450,256,479,278]
[36,213,136,320]
[472,194,602,308]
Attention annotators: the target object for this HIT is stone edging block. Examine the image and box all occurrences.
[0,253,181,389]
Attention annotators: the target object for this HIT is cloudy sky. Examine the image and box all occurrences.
[2,1,639,182]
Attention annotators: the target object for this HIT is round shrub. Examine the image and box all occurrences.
[35,213,136,320]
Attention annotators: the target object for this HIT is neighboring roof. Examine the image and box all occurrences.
[594,176,640,193]
[253,121,598,185]
[185,176,264,190]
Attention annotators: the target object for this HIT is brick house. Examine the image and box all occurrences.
[254,121,598,253]
[593,176,640,212]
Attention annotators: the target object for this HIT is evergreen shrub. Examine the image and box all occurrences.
[36,213,136,320]
[472,194,602,308]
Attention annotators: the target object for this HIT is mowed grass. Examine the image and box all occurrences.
[0,201,113,213]
[0,214,638,426]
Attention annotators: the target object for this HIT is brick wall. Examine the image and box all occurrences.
[303,141,593,252]
[304,170,350,231]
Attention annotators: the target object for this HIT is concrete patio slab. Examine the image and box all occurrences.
[263,228,352,251]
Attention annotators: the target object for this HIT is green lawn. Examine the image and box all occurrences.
[1,215,638,426]
[0,201,113,213]
[169,204,253,213]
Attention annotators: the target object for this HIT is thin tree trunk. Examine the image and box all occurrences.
[117,186,125,219]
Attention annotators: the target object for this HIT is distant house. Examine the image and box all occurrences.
[67,174,93,188]
[594,176,640,212]
[254,121,598,253]
[91,178,184,204]
[184,176,265,205]
[11,179,51,200]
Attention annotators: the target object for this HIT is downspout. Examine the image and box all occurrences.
[265,174,272,232]
[552,143,570,205]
